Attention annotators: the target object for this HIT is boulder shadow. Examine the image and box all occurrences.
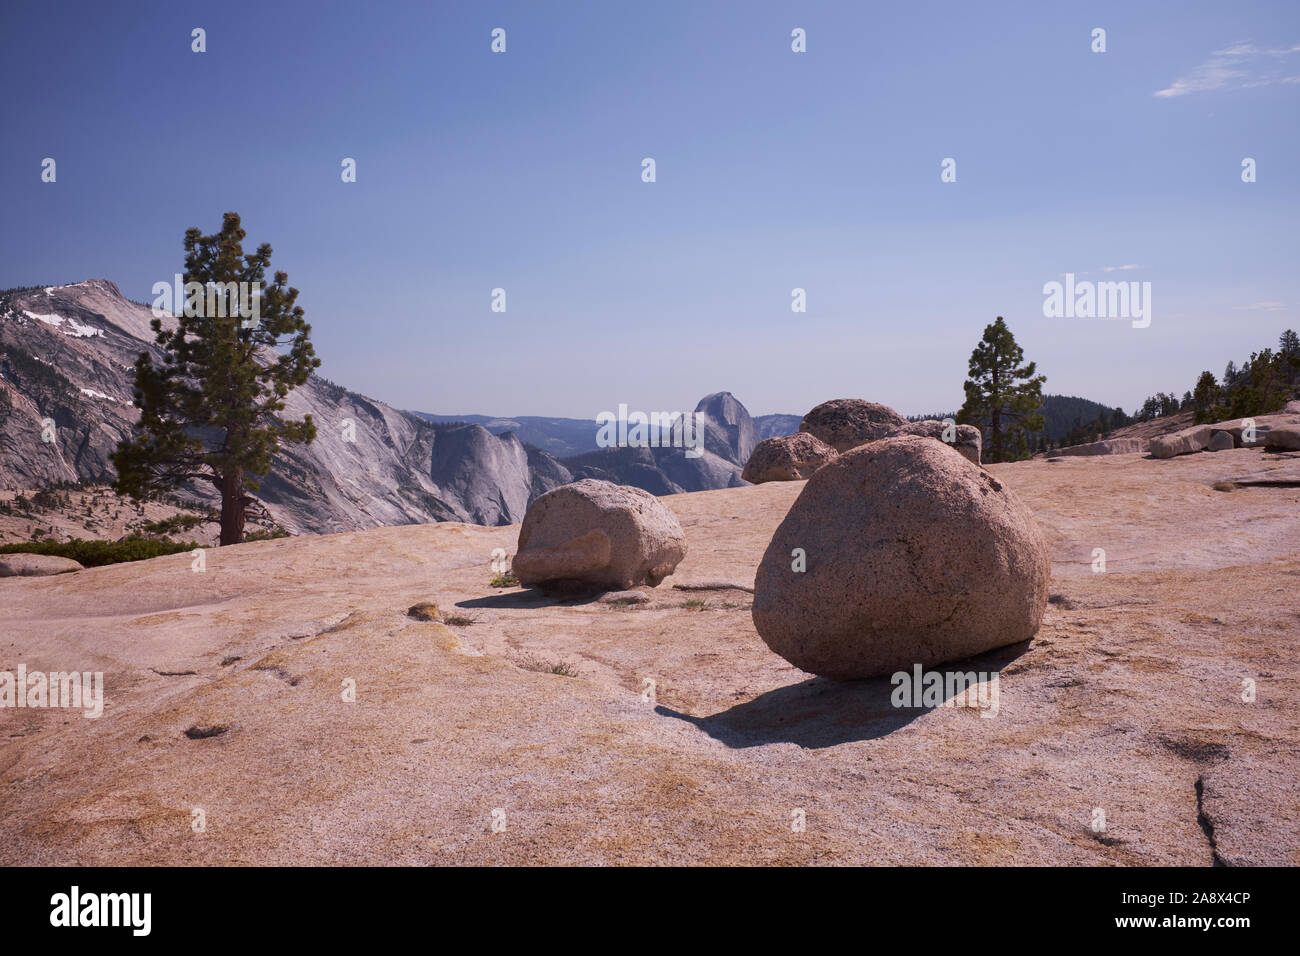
[658,641,1031,750]
[456,587,608,609]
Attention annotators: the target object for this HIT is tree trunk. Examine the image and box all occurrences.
[219,467,246,546]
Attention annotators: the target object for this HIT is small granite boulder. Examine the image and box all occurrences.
[742,433,839,483]
[1263,425,1300,451]
[1150,425,1214,459]
[752,436,1051,680]
[799,399,908,453]
[896,420,983,465]
[513,479,686,591]
[1207,431,1235,452]
[0,553,84,577]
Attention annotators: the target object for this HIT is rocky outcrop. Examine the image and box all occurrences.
[798,399,908,453]
[694,391,758,465]
[751,436,1051,680]
[559,392,757,495]
[513,479,686,591]
[742,433,838,483]
[1150,425,1214,459]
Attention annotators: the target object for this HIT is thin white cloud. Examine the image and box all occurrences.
[1155,41,1300,97]
[1101,264,1146,273]
[1232,301,1287,311]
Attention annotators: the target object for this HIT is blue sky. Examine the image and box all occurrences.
[2,0,1297,418]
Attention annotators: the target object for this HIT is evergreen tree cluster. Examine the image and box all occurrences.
[1135,330,1300,425]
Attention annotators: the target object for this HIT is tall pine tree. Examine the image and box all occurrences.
[112,213,320,545]
[957,317,1046,462]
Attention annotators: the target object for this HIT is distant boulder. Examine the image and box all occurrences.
[0,553,84,577]
[742,433,839,483]
[752,436,1050,680]
[513,479,686,591]
[1055,438,1148,457]
[1150,425,1214,459]
[1264,425,1300,451]
[1207,431,1235,452]
[799,399,908,453]
[896,420,983,465]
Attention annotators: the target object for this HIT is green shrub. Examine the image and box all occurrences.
[0,536,199,567]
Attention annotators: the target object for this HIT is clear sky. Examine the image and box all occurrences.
[2,0,1297,419]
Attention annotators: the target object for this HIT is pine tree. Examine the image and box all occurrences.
[956,317,1046,463]
[112,213,320,545]
[1192,371,1222,424]
[1279,330,1300,390]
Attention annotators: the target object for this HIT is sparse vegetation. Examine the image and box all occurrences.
[514,654,579,677]
[407,602,442,622]
[490,571,519,588]
[442,613,478,626]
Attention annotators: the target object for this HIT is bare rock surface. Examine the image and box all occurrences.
[513,479,686,590]
[799,399,908,453]
[751,437,1050,679]
[1,448,1297,865]
[742,432,838,483]
[0,553,84,577]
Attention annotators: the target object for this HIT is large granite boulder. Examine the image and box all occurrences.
[751,436,1051,680]
[1150,425,1214,459]
[512,479,686,591]
[896,420,983,465]
[742,433,839,483]
[0,553,84,577]
[799,399,908,453]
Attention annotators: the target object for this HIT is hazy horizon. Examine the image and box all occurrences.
[3,0,1297,419]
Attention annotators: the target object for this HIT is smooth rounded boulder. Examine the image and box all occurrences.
[0,553,84,577]
[799,399,908,453]
[742,432,838,483]
[752,436,1051,680]
[513,479,686,591]
[896,420,983,465]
